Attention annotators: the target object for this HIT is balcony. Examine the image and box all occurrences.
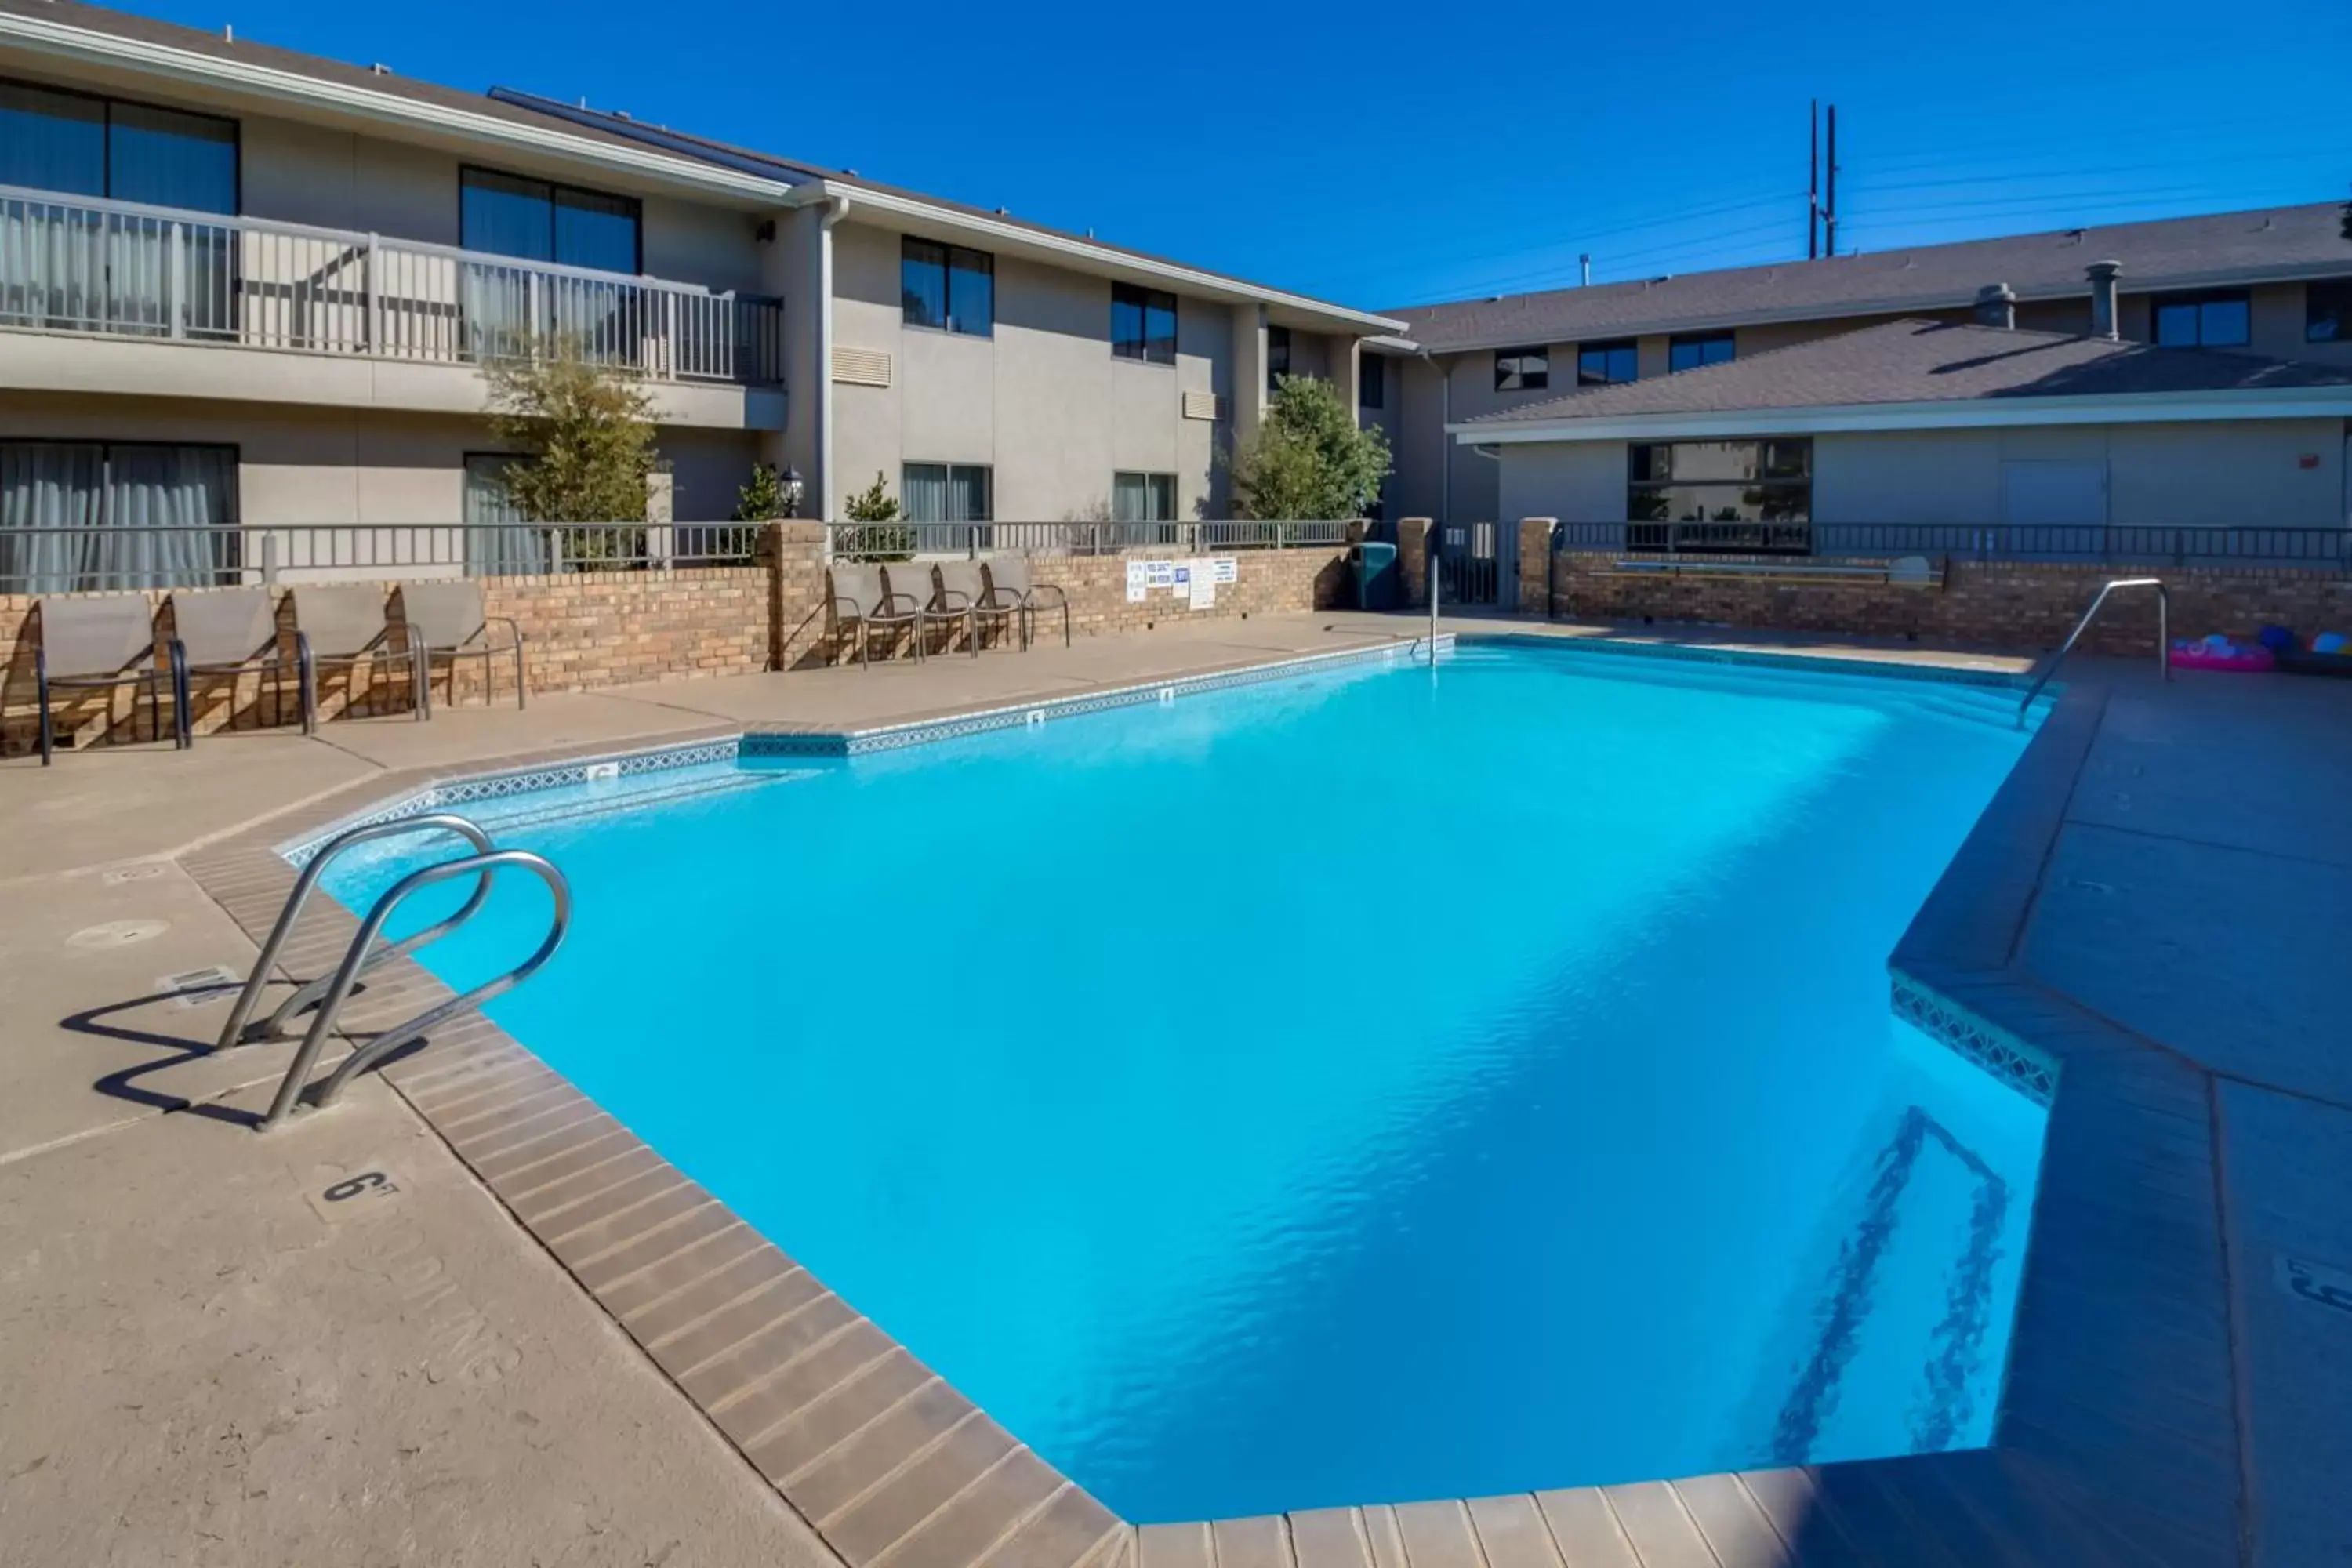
[0,186,785,425]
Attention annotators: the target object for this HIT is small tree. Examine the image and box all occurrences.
[735,462,789,522]
[1228,374,1392,521]
[484,345,659,526]
[842,472,902,523]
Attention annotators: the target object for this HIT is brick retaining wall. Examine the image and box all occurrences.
[1515,519,2352,655]
[2,524,1350,756]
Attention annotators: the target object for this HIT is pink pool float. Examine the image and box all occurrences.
[2169,636,2275,673]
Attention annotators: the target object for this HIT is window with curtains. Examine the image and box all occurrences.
[459,167,641,273]
[900,238,994,336]
[1111,283,1177,365]
[0,78,238,212]
[901,463,993,523]
[462,453,553,575]
[0,441,238,593]
[1112,472,1177,524]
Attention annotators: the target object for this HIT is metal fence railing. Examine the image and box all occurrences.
[0,524,766,595]
[1552,520,2352,569]
[0,185,784,385]
[823,520,1354,560]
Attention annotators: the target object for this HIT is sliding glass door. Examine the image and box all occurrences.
[0,441,237,591]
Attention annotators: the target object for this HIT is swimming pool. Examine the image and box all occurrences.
[320,641,2050,1523]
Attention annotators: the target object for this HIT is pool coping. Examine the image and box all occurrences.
[176,633,2245,1568]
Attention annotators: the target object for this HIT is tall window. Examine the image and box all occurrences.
[460,167,641,274]
[2152,289,2249,347]
[1112,282,1177,365]
[1112,472,1177,523]
[902,463,992,523]
[900,238,994,336]
[1668,332,1735,372]
[1268,325,1292,393]
[2310,279,2352,343]
[1627,440,1809,523]
[0,79,238,213]
[1494,347,1548,391]
[1,441,238,592]
[1359,352,1385,409]
[1577,339,1638,386]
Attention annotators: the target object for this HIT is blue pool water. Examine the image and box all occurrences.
[321,643,2049,1523]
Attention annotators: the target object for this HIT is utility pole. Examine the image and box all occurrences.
[1808,100,1819,260]
[1824,104,1840,257]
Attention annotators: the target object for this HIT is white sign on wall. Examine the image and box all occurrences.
[1188,559,1216,609]
[1211,557,1238,584]
[1125,561,1149,602]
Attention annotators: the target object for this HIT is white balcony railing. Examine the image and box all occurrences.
[0,185,784,386]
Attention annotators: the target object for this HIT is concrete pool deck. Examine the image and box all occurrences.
[1,610,2345,1566]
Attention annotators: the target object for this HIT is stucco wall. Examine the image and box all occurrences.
[827,220,1234,521]
[0,392,757,524]
[1494,419,2349,528]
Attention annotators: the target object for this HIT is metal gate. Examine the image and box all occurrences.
[1436,521,1499,604]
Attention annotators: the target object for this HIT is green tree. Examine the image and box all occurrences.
[484,345,659,524]
[842,472,902,523]
[735,462,789,521]
[1228,374,1392,520]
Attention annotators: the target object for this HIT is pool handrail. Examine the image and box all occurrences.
[2016,576,2169,728]
[216,813,497,1051]
[262,847,571,1130]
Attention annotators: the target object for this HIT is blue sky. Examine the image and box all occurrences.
[125,0,2352,310]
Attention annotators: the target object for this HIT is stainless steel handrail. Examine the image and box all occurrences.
[2016,576,2169,728]
[216,814,495,1051]
[262,848,571,1131]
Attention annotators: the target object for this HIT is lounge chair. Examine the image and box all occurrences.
[30,593,182,764]
[982,556,1070,649]
[401,579,527,713]
[291,585,424,731]
[829,561,927,666]
[167,587,295,737]
[930,558,1013,656]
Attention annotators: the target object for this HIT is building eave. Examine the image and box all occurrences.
[1448,387,2352,443]
[791,180,1409,336]
[0,8,797,206]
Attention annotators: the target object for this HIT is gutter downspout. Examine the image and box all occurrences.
[813,194,851,526]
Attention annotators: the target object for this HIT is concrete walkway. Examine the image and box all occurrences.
[2,610,2346,1566]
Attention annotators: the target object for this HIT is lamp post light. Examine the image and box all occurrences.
[780,465,806,520]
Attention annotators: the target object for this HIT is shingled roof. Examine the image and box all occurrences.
[1397,203,2352,353]
[1462,318,2352,427]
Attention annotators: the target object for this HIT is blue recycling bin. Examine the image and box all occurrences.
[1352,541,1399,611]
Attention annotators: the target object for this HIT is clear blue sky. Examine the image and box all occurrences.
[125,0,2352,310]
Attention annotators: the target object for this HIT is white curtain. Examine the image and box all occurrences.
[0,442,230,592]
[463,455,550,575]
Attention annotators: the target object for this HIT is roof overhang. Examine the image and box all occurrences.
[1407,260,2352,358]
[0,7,796,207]
[1450,387,2352,443]
[787,180,1409,336]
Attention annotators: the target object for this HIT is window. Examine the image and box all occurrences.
[900,238,994,336]
[1,440,238,593]
[1112,282,1178,365]
[1577,339,1638,386]
[1495,347,1548,391]
[1627,440,1809,524]
[1268,325,1291,393]
[902,463,992,523]
[2305,280,2352,343]
[2151,289,2249,348]
[1359,352,1385,409]
[0,78,237,213]
[460,166,641,273]
[1668,332,1736,372]
[1113,472,1178,523]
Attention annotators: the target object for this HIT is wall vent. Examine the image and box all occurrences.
[1181,390,1221,422]
[832,347,893,387]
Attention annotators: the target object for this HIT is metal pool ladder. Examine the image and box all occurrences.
[2016,576,2169,728]
[215,813,572,1131]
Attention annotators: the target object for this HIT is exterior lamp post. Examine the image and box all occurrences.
[781,466,806,520]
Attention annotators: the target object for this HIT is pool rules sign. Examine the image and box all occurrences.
[1126,558,1236,608]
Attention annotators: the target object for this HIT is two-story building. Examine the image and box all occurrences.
[1381,204,2352,539]
[0,0,1399,579]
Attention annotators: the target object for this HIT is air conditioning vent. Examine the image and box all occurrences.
[1181,390,1221,422]
[832,347,892,387]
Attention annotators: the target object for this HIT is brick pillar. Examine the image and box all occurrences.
[1516,517,1557,616]
[768,521,831,670]
[1397,517,1432,607]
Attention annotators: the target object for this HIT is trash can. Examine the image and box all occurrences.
[1352,541,1399,611]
